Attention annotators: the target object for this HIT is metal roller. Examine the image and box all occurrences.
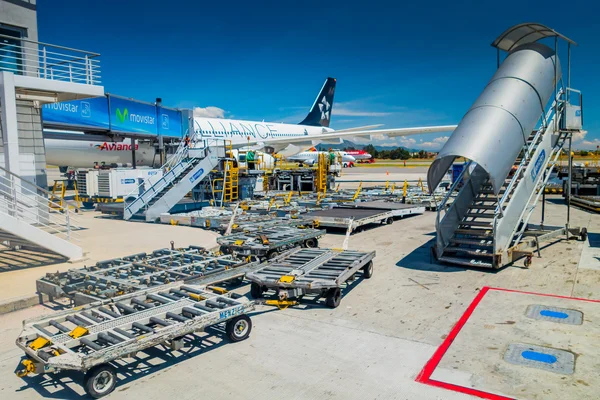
[115,302,137,314]
[147,293,173,304]
[80,338,103,351]
[131,298,155,309]
[81,312,103,324]
[133,322,154,333]
[150,317,171,326]
[113,328,137,339]
[166,312,189,322]
[49,320,70,333]
[98,332,122,345]
[98,307,120,318]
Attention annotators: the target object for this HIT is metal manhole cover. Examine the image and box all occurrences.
[504,343,575,375]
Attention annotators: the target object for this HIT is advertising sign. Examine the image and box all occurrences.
[157,106,183,138]
[42,96,110,130]
[109,96,158,135]
[42,95,184,138]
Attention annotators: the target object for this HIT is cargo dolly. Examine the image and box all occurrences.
[15,283,255,398]
[217,226,325,261]
[246,248,375,308]
[37,246,246,305]
[306,207,394,232]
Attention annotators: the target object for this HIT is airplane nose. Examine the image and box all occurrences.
[343,155,356,162]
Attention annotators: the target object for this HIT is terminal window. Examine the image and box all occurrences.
[0,24,26,75]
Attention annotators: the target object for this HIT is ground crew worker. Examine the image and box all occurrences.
[247,150,255,170]
[183,134,191,148]
[328,148,335,164]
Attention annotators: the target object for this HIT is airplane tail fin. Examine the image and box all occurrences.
[299,77,336,128]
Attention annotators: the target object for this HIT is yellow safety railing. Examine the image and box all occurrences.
[315,153,329,194]
[49,180,81,211]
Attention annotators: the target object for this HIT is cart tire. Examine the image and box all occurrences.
[220,245,230,255]
[82,201,95,209]
[267,250,279,260]
[226,315,252,342]
[363,261,374,279]
[325,288,342,308]
[385,217,393,225]
[83,364,117,399]
[580,228,588,242]
[250,282,263,298]
[304,238,318,248]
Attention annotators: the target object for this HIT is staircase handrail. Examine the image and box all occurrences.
[494,89,563,217]
[0,166,81,242]
[509,111,568,245]
[436,160,472,228]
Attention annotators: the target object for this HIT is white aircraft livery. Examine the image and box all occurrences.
[44,77,457,168]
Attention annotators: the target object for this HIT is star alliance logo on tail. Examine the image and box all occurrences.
[319,96,330,121]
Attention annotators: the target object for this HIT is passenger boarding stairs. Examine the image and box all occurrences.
[434,90,578,269]
[0,166,83,260]
[123,140,225,222]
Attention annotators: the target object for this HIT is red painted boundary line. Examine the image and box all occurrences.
[489,287,600,303]
[414,286,514,400]
[414,286,599,399]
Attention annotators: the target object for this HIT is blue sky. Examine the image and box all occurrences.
[37,0,599,150]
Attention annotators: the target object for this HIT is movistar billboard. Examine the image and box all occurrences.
[42,95,183,138]
[42,96,110,130]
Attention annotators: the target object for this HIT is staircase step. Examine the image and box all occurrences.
[450,238,493,247]
[480,189,506,195]
[469,204,496,210]
[465,212,494,219]
[446,247,493,257]
[438,255,493,269]
[455,228,493,237]
[460,220,492,227]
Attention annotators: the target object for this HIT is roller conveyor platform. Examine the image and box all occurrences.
[246,248,375,308]
[16,284,255,398]
[37,247,247,305]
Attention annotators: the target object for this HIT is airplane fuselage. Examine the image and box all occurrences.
[193,117,333,144]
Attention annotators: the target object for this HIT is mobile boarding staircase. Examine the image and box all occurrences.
[0,166,83,260]
[428,23,586,269]
[123,139,227,222]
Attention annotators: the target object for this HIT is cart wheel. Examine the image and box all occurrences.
[220,245,230,255]
[325,288,342,308]
[524,256,532,268]
[580,227,588,242]
[82,202,95,210]
[226,315,252,342]
[250,282,263,298]
[83,364,117,399]
[304,238,318,248]
[267,250,279,260]
[363,261,374,279]
[384,217,393,225]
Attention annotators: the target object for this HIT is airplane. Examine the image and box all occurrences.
[43,77,456,168]
[287,151,356,168]
[343,149,374,163]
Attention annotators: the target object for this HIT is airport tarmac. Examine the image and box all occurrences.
[0,168,599,400]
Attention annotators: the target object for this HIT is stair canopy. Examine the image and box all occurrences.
[428,42,561,196]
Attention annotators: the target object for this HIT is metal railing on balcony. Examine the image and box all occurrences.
[0,33,101,85]
[0,165,82,243]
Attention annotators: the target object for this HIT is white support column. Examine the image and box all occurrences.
[0,72,20,175]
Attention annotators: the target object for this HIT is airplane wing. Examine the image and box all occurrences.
[232,124,457,150]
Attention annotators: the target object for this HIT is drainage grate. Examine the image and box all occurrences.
[504,343,575,375]
[525,304,583,325]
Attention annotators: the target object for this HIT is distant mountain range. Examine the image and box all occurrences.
[315,141,422,153]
